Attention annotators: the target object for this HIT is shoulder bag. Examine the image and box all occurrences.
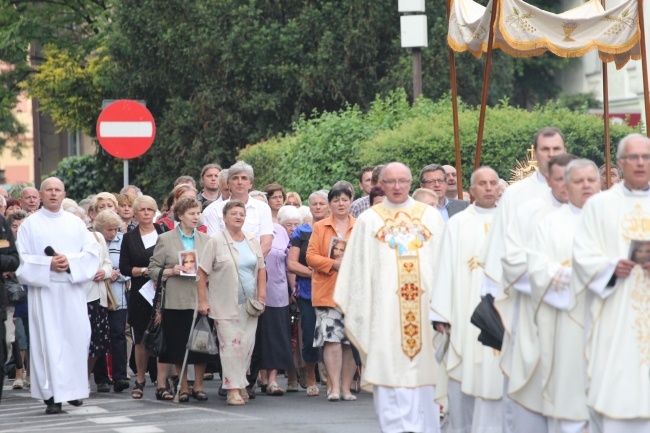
[223,232,265,317]
[92,232,119,311]
[142,270,166,356]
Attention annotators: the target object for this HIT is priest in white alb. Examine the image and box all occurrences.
[430,166,502,433]
[572,134,650,433]
[16,177,100,414]
[528,159,600,433]
[334,162,445,433]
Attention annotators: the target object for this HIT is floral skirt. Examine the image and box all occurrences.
[87,300,110,358]
[313,307,349,347]
[215,303,258,389]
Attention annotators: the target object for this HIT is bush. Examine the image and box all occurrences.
[240,93,638,196]
[47,154,123,201]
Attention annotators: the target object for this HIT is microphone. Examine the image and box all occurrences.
[44,246,71,274]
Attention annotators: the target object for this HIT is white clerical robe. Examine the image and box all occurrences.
[16,208,100,403]
[498,191,562,416]
[528,204,589,427]
[334,198,444,433]
[573,183,650,429]
[430,204,502,433]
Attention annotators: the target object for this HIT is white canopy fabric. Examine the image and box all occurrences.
[449,0,641,69]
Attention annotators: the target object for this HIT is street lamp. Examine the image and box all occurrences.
[399,0,428,102]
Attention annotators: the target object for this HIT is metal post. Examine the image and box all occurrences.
[123,160,129,188]
[412,48,423,102]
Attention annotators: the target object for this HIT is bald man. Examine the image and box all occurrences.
[20,187,40,214]
[16,177,100,414]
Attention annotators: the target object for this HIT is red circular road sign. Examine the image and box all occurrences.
[96,100,156,159]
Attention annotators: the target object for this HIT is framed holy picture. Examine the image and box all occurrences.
[628,240,650,265]
[179,250,198,276]
[329,237,348,260]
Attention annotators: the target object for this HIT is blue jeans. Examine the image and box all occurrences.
[298,297,319,363]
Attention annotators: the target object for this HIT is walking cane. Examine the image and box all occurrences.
[174,302,199,403]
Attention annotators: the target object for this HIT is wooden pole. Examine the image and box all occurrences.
[602,0,612,189]
[638,0,650,135]
[412,48,423,103]
[474,0,500,169]
[447,0,463,195]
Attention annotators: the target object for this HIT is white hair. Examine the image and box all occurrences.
[298,206,312,223]
[564,159,599,183]
[616,133,650,159]
[65,205,89,225]
[228,161,254,183]
[249,190,267,203]
[278,205,302,224]
[218,169,229,181]
[308,190,328,205]
[0,195,5,207]
[470,166,498,186]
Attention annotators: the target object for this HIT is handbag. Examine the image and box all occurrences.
[5,276,26,305]
[104,280,119,311]
[223,232,265,317]
[186,314,219,354]
[142,270,166,357]
[470,294,505,350]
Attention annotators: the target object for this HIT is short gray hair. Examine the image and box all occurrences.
[298,206,312,223]
[308,190,328,205]
[564,159,599,183]
[94,209,123,232]
[418,164,446,184]
[249,190,268,204]
[0,195,5,207]
[65,205,89,224]
[278,205,302,224]
[228,161,254,183]
[120,185,142,196]
[469,166,498,187]
[616,133,650,160]
[218,169,229,181]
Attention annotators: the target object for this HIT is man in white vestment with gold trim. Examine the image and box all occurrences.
[430,167,502,433]
[479,127,566,433]
[334,162,445,433]
[572,134,650,433]
[528,159,601,433]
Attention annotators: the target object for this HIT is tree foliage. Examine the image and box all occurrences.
[48,154,123,201]
[239,90,638,198]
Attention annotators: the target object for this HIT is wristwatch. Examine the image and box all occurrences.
[141,267,147,276]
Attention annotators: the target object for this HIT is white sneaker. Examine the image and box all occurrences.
[13,378,23,389]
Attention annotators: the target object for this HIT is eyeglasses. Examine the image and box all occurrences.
[620,154,650,162]
[381,179,412,187]
[421,179,446,185]
[269,195,284,200]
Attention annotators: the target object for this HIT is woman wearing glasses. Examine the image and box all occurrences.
[264,184,286,224]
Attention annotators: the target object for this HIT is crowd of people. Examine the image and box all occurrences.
[0,129,648,433]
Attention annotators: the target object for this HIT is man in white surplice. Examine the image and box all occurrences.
[572,134,650,433]
[16,177,100,414]
[528,159,600,433]
[479,127,566,433]
[334,162,445,433]
[430,167,502,433]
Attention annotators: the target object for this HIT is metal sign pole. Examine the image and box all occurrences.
[124,160,129,188]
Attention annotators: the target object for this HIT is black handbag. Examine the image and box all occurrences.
[470,293,505,350]
[5,276,26,305]
[142,270,166,357]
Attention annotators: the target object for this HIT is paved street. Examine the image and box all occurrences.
[1,376,380,433]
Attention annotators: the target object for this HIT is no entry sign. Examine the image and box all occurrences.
[96,100,156,159]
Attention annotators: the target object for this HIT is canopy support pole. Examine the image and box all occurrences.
[475,0,499,169]
[447,0,463,196]
[638,0,650,135]
[602,0,612,189]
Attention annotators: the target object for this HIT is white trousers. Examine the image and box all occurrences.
[472,397,502,433]
[446,379,475,433]
[503,377,547,433]
[546,418,586,433]
[374,385,441,433]
[589,409,650,433]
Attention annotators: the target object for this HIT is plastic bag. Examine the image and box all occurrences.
[187,315,218,355]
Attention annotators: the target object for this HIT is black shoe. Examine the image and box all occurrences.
[67,400,83,407]
[218,385,227,398]
[44,398,62,414]
[97,383,110,393]
[245,386,256,400]
[113,380,130,393]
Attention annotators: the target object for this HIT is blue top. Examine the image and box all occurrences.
[290,223,313,299]
[178,226,196,251]
[436,197,450,222]
[234,240,257,304]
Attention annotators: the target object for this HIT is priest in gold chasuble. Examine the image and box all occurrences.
[334,163,445,433]
[573,135,650,433]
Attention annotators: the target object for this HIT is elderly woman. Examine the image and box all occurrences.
[5,198,22,217]
[288,190,329,397]
[264,184,286,224]
[197,200,266,405]
[285,192,302,208]
[306,184,357,402]
[94,210,131,393]
[158,184,207,233]
[117,192,137,232]
[255,206,299,396]
[91,192,119,218]
[120,195,166,399]
[149,197,210,402]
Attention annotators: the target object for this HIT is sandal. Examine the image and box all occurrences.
[192,389,208,401]
[155,387,174,401]
[306,385,319,397]
[266,381,284,396]
[341,394,357,401]
[178,391,190,403]
[239,389,249,403]
[327,393,340,402]
[226,392,245,405]
[131,381,145,399]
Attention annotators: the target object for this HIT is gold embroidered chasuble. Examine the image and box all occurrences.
[528,205,588,422]
[334,198,445,391]
[573,183,650,419]
[430,205,503,402]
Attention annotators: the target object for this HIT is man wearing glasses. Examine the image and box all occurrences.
[418,164,468,222]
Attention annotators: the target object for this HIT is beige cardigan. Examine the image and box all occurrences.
[199,230,265,320]
[148,228,210,310]
[85,232,113,307]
